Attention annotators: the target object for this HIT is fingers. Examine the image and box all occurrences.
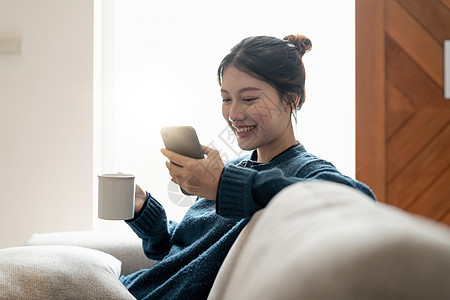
[161,148,186,166]
[162,146,219,161]
[165,163,185,185]
[201,144,217,156]
[201,144,211,153]
[161,148,200,168]
[162,145,223,184]
[165,160,181,177]
[163,150,202,191]
[165,160,188,185]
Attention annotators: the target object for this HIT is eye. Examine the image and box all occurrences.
[242,98,257,103]
[222,98,231,103]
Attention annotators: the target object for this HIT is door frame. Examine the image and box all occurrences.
[355,0,386,202]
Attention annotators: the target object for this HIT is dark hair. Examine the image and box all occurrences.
[217,34,312,121]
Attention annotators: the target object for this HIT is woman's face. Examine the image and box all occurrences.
[221,66,293,153]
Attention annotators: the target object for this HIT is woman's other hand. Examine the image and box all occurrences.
[161,145,225,200]
[134,184,147,214]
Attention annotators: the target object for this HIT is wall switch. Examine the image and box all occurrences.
[0,38,21,54]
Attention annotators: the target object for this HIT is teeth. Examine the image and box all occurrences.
[235,126,256,133]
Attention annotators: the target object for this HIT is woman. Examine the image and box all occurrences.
[120,34,375,299]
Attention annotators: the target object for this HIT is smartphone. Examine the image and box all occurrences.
[161,126,204,195]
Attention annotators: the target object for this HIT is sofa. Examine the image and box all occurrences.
[1,181,449,299]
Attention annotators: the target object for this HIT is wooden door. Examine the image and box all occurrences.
[356,0,450,224]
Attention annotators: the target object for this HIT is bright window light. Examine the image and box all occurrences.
[95,0,355,224]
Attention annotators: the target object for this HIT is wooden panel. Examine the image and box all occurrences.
[386,0,443,87]
[386,35,444,109]
[388,123,450,207]
[440,210,450,226]
[408,167,450,221]
[397,0,450,42]
[355,0,386,202]
[357,0,449,224]
[386,80,415,139]
[387,109,449,182]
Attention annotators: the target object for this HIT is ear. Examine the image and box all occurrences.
[283,93,301,112]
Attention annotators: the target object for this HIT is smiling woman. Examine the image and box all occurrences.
[218,34,311,162]
[95,0,356,224]
[221,67,296,162]
[117,33,374,299]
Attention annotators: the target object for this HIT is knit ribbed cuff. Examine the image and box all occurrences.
[126,196,166,239]
[217,164,257,219]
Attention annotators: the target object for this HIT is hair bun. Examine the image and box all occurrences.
[283,34,312,57]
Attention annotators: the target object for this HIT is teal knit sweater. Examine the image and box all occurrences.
[120,144,375,299]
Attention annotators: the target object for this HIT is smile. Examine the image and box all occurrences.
[232,125,257,138]
[234,125,257,133]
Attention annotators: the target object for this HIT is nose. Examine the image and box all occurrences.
[227,101,246,123]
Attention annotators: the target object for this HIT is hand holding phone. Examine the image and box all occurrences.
[161,126,204,195]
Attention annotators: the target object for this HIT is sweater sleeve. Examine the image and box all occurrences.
[216,161,375,219]
[125,194,177,260]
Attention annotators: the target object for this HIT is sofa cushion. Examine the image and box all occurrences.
[0,245,135,299]
[210,181,450,300]
[26,230,155,276]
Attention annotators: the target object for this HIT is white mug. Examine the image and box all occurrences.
[98,174,135,220]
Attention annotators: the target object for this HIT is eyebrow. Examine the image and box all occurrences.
[221,87,262,94]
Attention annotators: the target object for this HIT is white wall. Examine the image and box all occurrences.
[0,0,94,248]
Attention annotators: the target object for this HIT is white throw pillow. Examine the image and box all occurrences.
[0,245,135,300]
